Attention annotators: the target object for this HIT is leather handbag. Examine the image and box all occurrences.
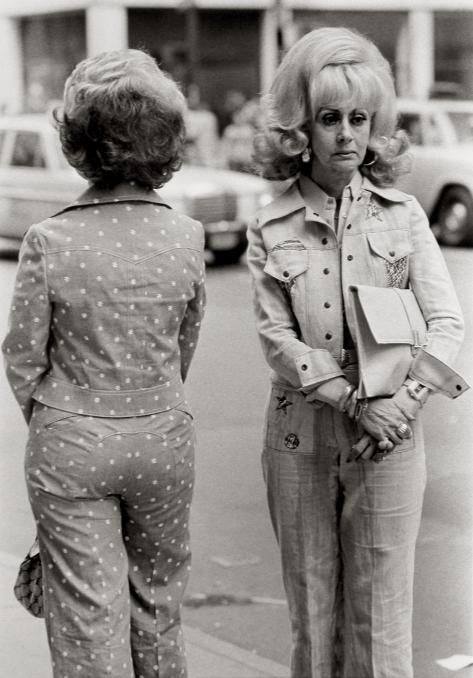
[348,285,428,398]
[13,539,44,618]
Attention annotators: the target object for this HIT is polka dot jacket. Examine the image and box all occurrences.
[2,182,206,423]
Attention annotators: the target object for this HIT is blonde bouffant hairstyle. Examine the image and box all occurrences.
[54,49,187,189]
[254,26,410,186]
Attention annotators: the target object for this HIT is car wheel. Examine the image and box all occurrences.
[433,186,473,246]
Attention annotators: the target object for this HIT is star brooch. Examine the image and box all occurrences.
[276,395,293,413]
[366,198,383,221]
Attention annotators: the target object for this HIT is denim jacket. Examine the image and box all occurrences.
[247,174,466,397]
[2,182,205,423]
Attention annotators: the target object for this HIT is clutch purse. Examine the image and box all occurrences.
[348,285,428,398]
[13,539,44,618]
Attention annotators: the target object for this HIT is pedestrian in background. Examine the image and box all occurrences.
[2,49,205,678]
[247,26,467,678]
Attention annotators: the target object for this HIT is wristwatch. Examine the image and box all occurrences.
[404,378,430,406]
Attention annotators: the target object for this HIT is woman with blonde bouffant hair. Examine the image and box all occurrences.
[3,49,205,678]
[248,26,467,678]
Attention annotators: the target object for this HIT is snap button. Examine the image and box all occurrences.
[301,364,308,371]
[321,237,328,245]
[323,268,330,275]
[347,254,353,261]
[456,384,462,391]
[324,302,331,308]
[389,250,395,257]
[325,332,332,340]
[283,270,290,278]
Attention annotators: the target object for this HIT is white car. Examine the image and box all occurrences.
[0,114,271,264]
[396,99,473,246]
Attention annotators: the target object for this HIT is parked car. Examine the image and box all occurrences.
[0,114,271,264]
[396,98,473,246]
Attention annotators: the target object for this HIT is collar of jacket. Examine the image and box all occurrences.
[257,173,412,228]
[50,181,172,217]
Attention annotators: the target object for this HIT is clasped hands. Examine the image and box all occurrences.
[348,390,418,463]
[313,377,422,463]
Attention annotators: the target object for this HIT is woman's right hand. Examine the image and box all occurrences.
[347,432,394,463]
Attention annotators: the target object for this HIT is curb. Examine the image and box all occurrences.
[184,625,289,677]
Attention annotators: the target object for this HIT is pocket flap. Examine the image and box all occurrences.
[264,248,309,282]
[352,285,427,345]
[367,230,413,262]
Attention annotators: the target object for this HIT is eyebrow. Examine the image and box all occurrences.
[318,107,369,115]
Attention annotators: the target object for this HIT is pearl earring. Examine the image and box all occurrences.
[301,147,311,163]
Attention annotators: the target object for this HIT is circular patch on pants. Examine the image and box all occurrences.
[284,433,299,449]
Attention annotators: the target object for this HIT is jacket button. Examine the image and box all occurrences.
[456,384,462,391]
[301,364,308,371]
[325,332,332,340]
[324,302,331,308]
[346,223,352,230]
[323,268,330,275]
[389,250,395,257]
[347,254,353,261]
[321,237,328,245]
[283,270,290,278]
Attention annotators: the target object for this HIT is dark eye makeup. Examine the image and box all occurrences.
[318,108,369,127]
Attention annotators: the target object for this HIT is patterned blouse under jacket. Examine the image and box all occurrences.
[2,182,206,423]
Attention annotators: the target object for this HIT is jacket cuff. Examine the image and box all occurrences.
[294,349,345,388]
[409,348,469,398]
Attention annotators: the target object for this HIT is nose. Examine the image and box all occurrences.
[336,119,353,143]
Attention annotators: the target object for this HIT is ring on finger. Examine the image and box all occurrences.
[395,422,412,439]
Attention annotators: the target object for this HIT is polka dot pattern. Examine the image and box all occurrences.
[26,403,194,678]
[1,183,205,421]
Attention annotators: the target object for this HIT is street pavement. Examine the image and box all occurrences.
[0,548,288,678]
[1,249,473,677]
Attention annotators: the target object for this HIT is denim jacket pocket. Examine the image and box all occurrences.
[264,247,309,284]
[367,230,413,287]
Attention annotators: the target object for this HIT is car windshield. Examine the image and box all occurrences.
[447,112,473,143]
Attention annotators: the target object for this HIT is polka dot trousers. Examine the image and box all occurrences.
[25,402,195,678]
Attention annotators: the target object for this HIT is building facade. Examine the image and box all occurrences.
[0,0,472,118]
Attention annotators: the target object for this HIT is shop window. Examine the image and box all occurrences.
[10,132,46,168]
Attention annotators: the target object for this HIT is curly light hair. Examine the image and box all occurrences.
[254,26,410,186]
[54,49,187,189]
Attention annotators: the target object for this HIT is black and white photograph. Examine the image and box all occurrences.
[0,2,472,678]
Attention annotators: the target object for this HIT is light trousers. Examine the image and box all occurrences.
[262,383,426,678]
[25,402,195,678]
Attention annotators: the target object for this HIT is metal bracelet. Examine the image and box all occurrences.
[354,398,369,422]
[404,379,430,406]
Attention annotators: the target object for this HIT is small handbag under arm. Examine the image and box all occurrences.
[13,538,44,618]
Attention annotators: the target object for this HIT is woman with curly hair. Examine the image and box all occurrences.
[247,27,467,678]
[3,49,205,678]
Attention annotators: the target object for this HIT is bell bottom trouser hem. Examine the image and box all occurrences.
[262,387,426,678]
[25,404,195,678]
